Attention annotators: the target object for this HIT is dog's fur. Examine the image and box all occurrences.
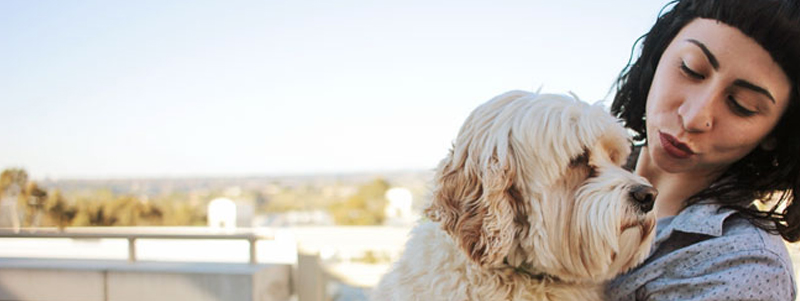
[372,91,656,300]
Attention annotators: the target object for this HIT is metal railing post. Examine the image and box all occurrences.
[128,237,137,263]
[249,236,257,264]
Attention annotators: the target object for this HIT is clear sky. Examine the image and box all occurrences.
[0,0,671,180]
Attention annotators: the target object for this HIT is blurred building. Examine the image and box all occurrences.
[208,197,236,230]
[383,187,418,226]
[207,197,255,230]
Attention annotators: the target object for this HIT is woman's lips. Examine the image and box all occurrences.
[659,132,695,159]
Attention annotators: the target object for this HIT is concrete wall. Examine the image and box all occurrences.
[0,258,291,301]
[0,268,105,301]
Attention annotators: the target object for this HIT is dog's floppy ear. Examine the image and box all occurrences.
[425,91,529,267]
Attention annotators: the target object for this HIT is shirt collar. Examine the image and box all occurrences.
[656,202,737,240]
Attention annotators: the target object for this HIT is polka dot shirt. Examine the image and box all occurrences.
[605,202,796,300]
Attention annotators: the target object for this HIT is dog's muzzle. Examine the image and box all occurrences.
[629,185,657,213]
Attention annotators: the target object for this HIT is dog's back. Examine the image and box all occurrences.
[372,222,469,300]
[372,222,604,301]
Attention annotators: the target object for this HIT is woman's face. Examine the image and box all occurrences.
[644,18,791,178]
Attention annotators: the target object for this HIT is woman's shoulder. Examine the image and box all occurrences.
[606,202,797,300]
[721,213,792,259]
[660,202,793,273]
[661,202,789,257]
[689,213,795,277]
[660,213,796,299]
[658,203,789,262]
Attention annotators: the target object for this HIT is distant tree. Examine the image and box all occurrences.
[21,181,47,227]
[0,168,213,227]
[70,198,101,226]
[66,194,166,226]
[42,190,76,229]
[329,178,390,225]
[0,169,45,228]
[160,201,204,226]
[0,169,28,193]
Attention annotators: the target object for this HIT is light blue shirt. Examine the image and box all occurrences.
[606,202,796,300]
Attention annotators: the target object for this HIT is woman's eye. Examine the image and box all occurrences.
[680,61,705,80]
[726,96,757,117]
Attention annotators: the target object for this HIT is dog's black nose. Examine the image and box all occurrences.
[630,185,657,213]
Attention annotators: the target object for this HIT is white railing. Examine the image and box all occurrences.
[0,227,273,264]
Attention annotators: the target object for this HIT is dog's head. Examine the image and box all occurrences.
[425,90,656,282]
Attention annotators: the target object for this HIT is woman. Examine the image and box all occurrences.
[606,0,800,300]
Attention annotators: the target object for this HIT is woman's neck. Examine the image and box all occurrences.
[635,146,720,219]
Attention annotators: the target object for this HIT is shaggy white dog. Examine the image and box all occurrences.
[372,91,657,300]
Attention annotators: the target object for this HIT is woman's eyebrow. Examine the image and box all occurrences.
[685,39,776,104]
[687,39,719,70]
[733,79,776,104]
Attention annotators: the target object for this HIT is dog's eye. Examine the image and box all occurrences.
[569,151,589,168]
[570,151,599,179]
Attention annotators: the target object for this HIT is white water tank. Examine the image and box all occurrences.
[207,198,237,230]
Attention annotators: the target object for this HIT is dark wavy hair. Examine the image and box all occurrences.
[612,0,800,241]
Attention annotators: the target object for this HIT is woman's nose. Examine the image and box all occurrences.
[677,91,715,132]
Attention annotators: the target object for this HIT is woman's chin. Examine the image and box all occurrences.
[650,146,698,173]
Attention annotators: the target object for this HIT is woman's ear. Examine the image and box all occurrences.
[761,136,778,151]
